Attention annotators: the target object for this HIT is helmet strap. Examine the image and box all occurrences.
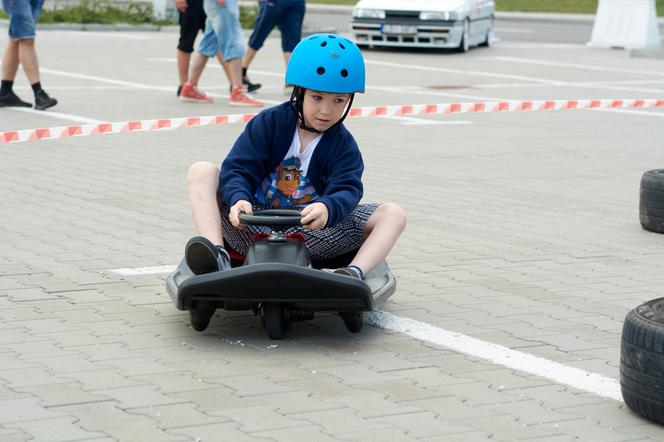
[289,87,356,134]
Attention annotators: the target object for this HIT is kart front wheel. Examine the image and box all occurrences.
[340,311,364,334]
[263,303,288,340]
[190,306,215,332]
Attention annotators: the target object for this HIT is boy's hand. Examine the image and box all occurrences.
[301,203,328,231]
[230,200,252,228]
[175,0,187,12]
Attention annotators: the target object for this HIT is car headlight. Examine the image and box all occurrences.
[419,11,457,21]
[353,8,386,19]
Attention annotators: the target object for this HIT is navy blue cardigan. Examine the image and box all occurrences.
[220,102,364,228]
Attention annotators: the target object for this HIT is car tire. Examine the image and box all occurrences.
[639,169,664,233]
[478,16,493,47]
[620,298,664,424]
[456,19,470,53]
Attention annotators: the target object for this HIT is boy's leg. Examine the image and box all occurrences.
[349,202,407,276]
[187,161,224,246]
[186,161,232,274]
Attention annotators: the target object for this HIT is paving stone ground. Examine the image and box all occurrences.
[1,28,664,441]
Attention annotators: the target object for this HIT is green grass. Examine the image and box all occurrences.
[306,0,664,15]
[3,0,660,24]
[495,0,663,15]
[0,0,256,26]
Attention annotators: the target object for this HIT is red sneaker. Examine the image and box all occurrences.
[229,86,264,107]
[179,82,213,103]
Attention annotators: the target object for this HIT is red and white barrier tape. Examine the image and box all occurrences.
[2,98,663,145]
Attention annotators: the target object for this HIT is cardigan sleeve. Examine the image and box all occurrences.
[220,111,274,207]
[315,132,364,227]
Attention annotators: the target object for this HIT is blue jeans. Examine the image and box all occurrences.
[199,0,245,62]
[2,0,44,40]
[248,0,305,52]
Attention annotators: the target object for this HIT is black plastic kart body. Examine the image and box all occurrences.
[167,210,396,339]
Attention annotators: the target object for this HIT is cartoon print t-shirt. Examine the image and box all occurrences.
[255,129,322,208]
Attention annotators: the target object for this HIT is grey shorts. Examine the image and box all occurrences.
[220,202,379,261]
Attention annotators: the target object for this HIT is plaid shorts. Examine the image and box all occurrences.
[220,202,379,261]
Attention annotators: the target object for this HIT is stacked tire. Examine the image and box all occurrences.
[640,169,664,233]
[620,298,664,424]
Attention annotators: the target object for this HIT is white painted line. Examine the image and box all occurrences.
[484,56,664,78]
[495,28,535,34]
[378,115,474,126]
[364,59,567,85]
[365,310,623,402]
[368,85,507,102]
[7,107,104,124]
[56,31,149,40]
[594,108,664,118]
[109,265,176,276]
[40,65,282,105]
[15,85,136,91]
[107,262,623,400]
[41,67,170,90]
[492,43,586,49]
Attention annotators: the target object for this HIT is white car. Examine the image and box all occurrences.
[350,0,495,52]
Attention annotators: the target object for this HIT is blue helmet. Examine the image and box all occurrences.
[285,34,365,94]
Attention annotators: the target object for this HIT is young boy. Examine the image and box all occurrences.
[185,34,406,279]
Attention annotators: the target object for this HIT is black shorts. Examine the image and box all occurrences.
[178,0,206,53]
[220,202,380,262]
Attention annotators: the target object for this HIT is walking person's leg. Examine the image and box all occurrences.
[0,39,31,107]
[1,0,55,109]
[179,20,217,102]
[242,0,282,93]
[208,0,263,106]
[277,0,305,95]
[176,0,200,96]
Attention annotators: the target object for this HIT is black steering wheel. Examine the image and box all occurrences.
[238,209,302,227]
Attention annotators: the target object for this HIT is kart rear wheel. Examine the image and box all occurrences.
[263,303,287,340]
[190,307,215,332]
[340,311,364,333]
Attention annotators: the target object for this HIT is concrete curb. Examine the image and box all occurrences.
[631,48,664,59]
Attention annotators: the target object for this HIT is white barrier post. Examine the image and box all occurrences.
[589,0,661,50]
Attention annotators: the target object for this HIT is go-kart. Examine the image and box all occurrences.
[166,209,396,339]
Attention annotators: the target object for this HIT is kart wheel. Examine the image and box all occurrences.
[190,307,215,332]
[340,311,364,334]
[640,169,664,233]
[620,298,664,424]
[263,303,286,340]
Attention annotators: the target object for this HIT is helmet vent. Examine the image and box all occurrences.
[317,67,326,75]
[340,69,348,78]
[321,41,327,47]
[339,43,346,50]
[329,35,336,39]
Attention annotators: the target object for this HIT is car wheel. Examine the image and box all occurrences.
[479,16,494,47]
[456,19,470,53]
[620,298,664,424]
[639,169,664,233]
